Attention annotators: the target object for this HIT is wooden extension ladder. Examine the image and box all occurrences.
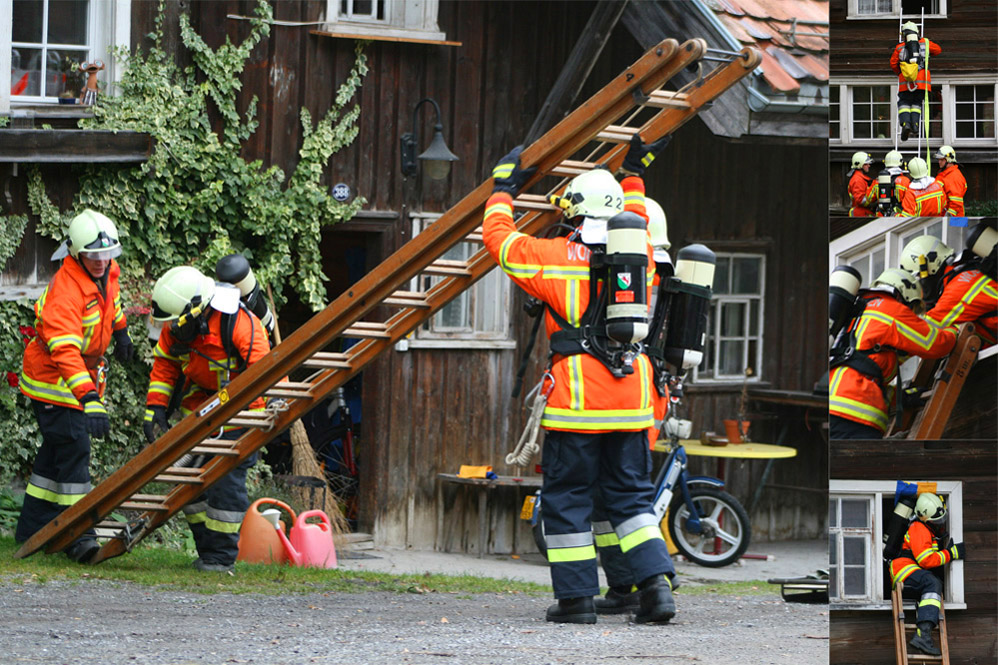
[15,38,761,564]
[888,323,981,439]
[892,581,950,665]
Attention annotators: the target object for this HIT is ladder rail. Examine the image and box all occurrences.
[907,323,980,439]
[16,38,762,562]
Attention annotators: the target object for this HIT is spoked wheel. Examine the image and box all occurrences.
[668,487,750,567]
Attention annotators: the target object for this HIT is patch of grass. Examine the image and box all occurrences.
[0,536,548,596]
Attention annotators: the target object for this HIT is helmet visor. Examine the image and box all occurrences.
[78,245,122,261]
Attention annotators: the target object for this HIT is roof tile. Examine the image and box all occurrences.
[758,48,802,93]
[718,14,757,44]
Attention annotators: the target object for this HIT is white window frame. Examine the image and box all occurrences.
[829,479,965,611]
[404,212,514,350]
[323,0,446,42]
[830,78,998,148]
[692,252,766,384]
[846,0,947,19]
[830,217,969,277]
[2,0,130,112]
[828,494,875,601]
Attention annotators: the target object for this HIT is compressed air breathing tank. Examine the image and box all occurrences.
[215,254,275,334]
[883,481,918,560]
[605,211,649,344]
[658,244,715,371]
[877,168,893,214]
[829,265,862,341]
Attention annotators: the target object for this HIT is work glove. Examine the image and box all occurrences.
[112,327,134,362]
[618,132,672,177]
[80,391,110,439]
[143,405,169,444]
[945,538,965,560]
[492,146,537,197]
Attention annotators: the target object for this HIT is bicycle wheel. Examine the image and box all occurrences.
[532,505,547,558]
[668,487,750,567]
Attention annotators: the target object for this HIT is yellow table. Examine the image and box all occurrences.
[668,441,798,460]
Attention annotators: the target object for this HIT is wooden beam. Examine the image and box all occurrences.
[0,130,153,163]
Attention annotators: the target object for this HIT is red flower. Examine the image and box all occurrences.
[6,371,18,388]
[19,325,36,338]
[125,305,151,316]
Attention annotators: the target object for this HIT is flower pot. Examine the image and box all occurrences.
[722,419,751,444]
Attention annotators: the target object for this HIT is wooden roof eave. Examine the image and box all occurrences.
[0,129,154,163]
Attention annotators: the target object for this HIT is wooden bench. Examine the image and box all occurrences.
[436,473,542,558]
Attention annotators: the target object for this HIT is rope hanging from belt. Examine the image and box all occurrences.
[505,373,553,467]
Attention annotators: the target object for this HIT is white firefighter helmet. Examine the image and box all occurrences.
[901,21,919,36]
[934,145,957,163]
[899,236,954,279]
[871,268,922,307]
[150,266,216,322]
[884,150,905,169]
[67,209,122,260]
[851,151,873,169]
[552,169,624,220]
[645,197,670,251]
[908,157,929,179]
[915,492,947,528]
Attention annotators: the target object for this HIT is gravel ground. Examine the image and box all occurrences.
[0,578,827,665]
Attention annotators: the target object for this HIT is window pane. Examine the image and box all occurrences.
[829,568,838,599]
[747,339,758,376]
[48,1,89,45]
[844,536,866,565]
[841,499,869,527]
[849,257,870,288]
[844,566,866,595]
[10,47,42,96]
[926,221,942,239]
[829,535,838,563]
[719,340,744,375]
[872,250,885,281]
[12,0,43,43]
[733,257,761,294]
[713,257,730,295]
[830,87,840,140]
[855,87,871,103]
[721,302,746,336]
[749,300,759,333]
[829,499,838,528]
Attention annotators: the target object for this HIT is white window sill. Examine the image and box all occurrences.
[845,14,947,19]
[832,602,967,611]
[401,339,517,351]
[311,26,460,47]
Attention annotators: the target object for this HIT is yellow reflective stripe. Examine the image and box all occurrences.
[153,345,182,361]
[81,311,100,325]
[619,524,665,553]
[863,310,939,351]
[205,517,243,534]
[492,163,515,178]
[565,280,582,326]
[636,355,650,411]
[624,192,644,206]
[594,533,620,548]
[47,334,83,351]
[547,544,596,563]
[542,265,589,279]
[892,563,920,586]
[25,483,87,506]
[829,395,889,431]
[497,232,541,278]
[485,200,512,219]
[935,275,992,327]
[66,371,91,390]
[919,598,942,609]
[915,547,941,565]
[568,355,584,411]
[19,372,80,406]
[185,512,207,525]
[148,381,173,397]
[541,406,655,431]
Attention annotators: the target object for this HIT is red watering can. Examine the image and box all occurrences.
[287,510,338,569]
[237,498,296,565]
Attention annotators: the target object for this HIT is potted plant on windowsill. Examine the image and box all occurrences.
[57,56,84,104]
[723,367,753,443]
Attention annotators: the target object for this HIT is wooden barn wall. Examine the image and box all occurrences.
[829,441,997,665]
[829,0,998,74]
[126,0,828,551]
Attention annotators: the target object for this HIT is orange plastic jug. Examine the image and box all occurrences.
[237,498,297,565]
[289,510,338,569]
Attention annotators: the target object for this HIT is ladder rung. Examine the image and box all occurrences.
[234,410,272,421]
[513,193,558,212]
[96,521,128,529]
[643,89,691,108]
[265,381,315,398]
[384,290,431,308]
[153,474,204,484]
[908,656,942,662]
[303,351,352,370]
[190,445,239,456]
[342,323,391,338]
[130,493,168,502]
[551,161,600,177]
[227,417,274,428]
[422,260,472,277]
[595,124,638,143]
[465,226,484,242]
[120,501,170,511]
[163,466,204,475]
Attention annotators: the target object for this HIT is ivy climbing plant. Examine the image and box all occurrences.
[1,0,369,487]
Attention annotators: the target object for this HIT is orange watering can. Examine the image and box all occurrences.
[288,510,338,569]
[237,498,296,565]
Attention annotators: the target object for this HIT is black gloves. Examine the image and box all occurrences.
[113,328,134,362]
[946,539,965,560]
[618,133,672,177]
[80,391,110,439]
[144,405,169,444]
[492,146,537,197]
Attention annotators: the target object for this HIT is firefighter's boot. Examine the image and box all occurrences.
[594,586,640,614]
[545,597,597,624]
[64,537,99,564]
[634,575,676,624]
[909,623,941,657]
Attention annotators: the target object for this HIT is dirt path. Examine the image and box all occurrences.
[0,578,827,664]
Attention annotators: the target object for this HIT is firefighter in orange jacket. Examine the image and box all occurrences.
[829,268,956,439]
[890,493,963,657]
[15,210,133,563]
[483,137,675,625]
[145,266,271,572]
[883,150,910,215]
[900,158,948,217]
[933,146,967,217]
[847,152,878,217]
[890,22,941,141]
[900,235,998,347]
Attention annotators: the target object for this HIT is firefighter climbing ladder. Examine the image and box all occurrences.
[16,38,762,564]
[896,9,931,171]
[892,581,950,665]
[888,323,981,439]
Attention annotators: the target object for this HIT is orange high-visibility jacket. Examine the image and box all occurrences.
[890,520,952,586]
[934,164,967,217]
[848,170,877,217]
[900,180,948,217]
[926,267,998,347]
[20,256,126,408]
[483,177,656,433]
[893,173,911,210]
[890,39,942,91]
[647,270,671,449]
[147,308,270,415]
[829,294,956,433]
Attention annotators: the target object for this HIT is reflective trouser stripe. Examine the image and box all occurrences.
[592,520,620,548]
[205,507,245,534]
[892,563,920,586]
[616,513,665,553]
[184,499,209,524]
[548,544,597,563]
[919,595,942,610]
[829,395,889,432]
[25,482,89,506]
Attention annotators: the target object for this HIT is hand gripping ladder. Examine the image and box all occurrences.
[16,38,761,564]
[892,581,950,665]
